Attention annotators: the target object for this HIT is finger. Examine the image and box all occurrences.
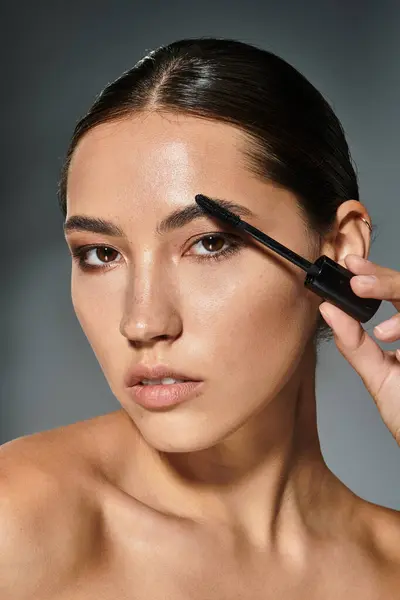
[350,274,400,309]
[319,301,391,399]
[374,313,400,342]
[344,255,400,302]
[345,263,400,313]
[386,349,400,362]
[344,254,393,276]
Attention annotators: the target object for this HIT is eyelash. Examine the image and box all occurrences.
[70,233,245,272]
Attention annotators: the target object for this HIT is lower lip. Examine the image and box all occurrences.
[127,381,204,409]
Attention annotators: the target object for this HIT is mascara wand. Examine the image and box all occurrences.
[195,194,382,323]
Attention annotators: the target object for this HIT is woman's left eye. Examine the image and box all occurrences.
[187,233,244,262]
[70,233,244,272]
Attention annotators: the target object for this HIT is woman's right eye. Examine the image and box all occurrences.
[71,246,121,271]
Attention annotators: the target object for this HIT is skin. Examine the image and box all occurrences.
[1,111,400,598]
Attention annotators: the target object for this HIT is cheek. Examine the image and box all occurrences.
[71,275,122,369]
[184,266,314,379]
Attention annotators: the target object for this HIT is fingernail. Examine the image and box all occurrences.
[375,320,396,335]
[354,275,377,286]
[319,308,333,327]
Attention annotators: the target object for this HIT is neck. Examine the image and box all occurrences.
[120,339,355,554]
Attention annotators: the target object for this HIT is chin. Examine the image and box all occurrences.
[130,412,228,454]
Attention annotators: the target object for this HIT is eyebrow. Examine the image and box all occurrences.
[63,198,256,237]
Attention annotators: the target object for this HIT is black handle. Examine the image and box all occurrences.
[304,255,382,323]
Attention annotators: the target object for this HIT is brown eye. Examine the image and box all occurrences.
[71,245,122,270]
[199,235,225,253]
[186,233,243,262]
[96,247,119,263]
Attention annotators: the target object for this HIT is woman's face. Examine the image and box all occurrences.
[65,112,321,451]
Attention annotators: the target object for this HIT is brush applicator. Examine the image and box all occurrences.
[195,194,381,323]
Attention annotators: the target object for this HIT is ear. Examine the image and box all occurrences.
[319,200,372,269]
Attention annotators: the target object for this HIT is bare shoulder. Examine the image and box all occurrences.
[0,410,127,598]
[357,498,400,586]
[368,501,400,561]
[0,409,137,485]
[0,408,132,505]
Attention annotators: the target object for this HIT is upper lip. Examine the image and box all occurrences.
[125,364,202,387]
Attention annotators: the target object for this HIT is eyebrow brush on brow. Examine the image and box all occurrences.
[194,194,382,323]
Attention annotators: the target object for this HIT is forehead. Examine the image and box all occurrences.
[73,112,248,165]
[67,113,257,208]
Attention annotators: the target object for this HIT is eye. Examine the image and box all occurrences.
[70,246,121,271]
[186,233,244,262]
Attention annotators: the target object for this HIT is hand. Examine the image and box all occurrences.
[318,254,400,446]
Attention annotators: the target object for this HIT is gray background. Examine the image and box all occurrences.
[2,1,400,508]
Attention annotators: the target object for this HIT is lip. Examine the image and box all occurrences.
[124,363,202,388]
[127,380,204,410]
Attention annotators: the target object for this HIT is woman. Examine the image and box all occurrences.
[1,37,400,598]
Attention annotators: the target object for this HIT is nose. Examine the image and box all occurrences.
[119,265,183,347]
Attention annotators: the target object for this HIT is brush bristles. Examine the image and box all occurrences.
[195,194,241,226]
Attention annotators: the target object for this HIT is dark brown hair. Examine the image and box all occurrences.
[58,37,369,345]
